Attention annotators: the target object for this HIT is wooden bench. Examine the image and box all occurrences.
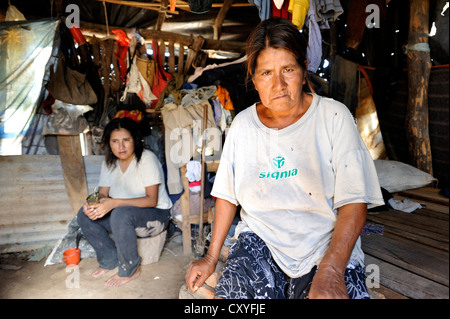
[362,187,449,299]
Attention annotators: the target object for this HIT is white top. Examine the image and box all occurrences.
[99,149,173,210]
[211,93,384,278]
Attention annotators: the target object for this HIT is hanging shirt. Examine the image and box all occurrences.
[211,93,384,278]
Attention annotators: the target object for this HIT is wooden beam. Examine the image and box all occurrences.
[94,0,179,14]
[213,0,234,40]
[96,0,252,13]
[79,20,246,53]
[405,0,433,175]
[57,135,88,215]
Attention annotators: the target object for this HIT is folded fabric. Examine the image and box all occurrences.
[388,198,425,213]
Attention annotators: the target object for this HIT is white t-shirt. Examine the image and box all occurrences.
[99,149,173,210]
[211,93,384,278]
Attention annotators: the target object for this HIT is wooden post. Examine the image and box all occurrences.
[180,165,192,255]
[195,103,208,257]
[155,0,168,31]
[405,0,433,175]
[184,36,205,75]
[57,135,89,215]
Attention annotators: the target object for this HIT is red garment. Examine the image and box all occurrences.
[112,29,131,85]
[170,0,176,12]
[151,40,173,109]
[272,0,291,20]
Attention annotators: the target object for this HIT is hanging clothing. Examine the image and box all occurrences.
[161,101,217,194]
[216,85,234,111]
[305,0,322,73]
[272,0,291,19]
[249,0,271,21]
[314,0,344,25]
[192,61,259,115]
[288,0,309,29]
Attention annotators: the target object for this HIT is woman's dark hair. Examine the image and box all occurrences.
[245,17,313,92]
[101,117,144,168]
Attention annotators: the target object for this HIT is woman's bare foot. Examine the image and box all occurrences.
[91,268,111,278]
[104,267,141,287]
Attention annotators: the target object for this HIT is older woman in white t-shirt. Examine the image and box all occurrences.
[77,117,172,287]
[185,18,384,299]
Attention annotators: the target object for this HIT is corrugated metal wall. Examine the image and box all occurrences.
[0,155,103,253]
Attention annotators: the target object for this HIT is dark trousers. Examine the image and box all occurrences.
[77,206,170,277]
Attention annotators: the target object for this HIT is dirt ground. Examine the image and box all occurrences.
[0,233,194,299]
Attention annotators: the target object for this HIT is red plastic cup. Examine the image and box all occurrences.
[62,248,81,266]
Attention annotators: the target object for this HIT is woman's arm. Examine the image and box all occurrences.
[185,198,237,292]
[308,202,367,299]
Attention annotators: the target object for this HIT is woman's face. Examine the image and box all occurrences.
[109,128,135,162]
[252,47,306,113]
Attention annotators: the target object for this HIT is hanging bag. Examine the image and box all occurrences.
[47,53,98,105]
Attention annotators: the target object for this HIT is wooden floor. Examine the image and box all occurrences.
[362,187,449,299]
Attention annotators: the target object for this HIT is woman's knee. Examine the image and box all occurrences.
[110,207,133,228]
[76,207,89,227]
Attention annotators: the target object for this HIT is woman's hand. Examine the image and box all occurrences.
[185,254,217,293]
[83,198,115,220]
[82,202,97,220]
[308,264,349,299]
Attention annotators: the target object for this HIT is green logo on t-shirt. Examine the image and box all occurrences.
[272,156,285,168]
[258,156,297,180]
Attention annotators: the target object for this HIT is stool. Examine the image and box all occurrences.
[136,230,167,265]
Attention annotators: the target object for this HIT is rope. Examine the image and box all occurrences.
[103,1,110,37]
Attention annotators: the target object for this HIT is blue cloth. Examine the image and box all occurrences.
[248,0,271,21]
[215,231,370,299]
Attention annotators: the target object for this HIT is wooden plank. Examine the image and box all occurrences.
[362,234,449,286]
[365,255,449,299]
[393,194,449,215]
[369,284,409,299]
[398,187,449,206]
[178,43,185,75]
[57,135,89,215]
[366,214,449,249]
[168,40,175,74]
[367,209,448,235]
